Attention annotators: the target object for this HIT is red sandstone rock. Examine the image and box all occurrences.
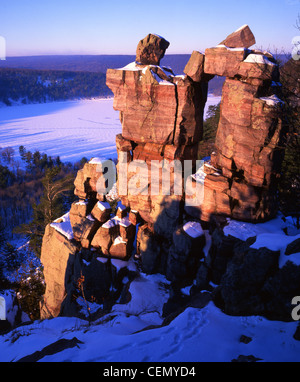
[129,210,140,225]
[109,236,131,259]
[91,201,112,223]
[184,50,214,82]
[69,200,90,229]
[106,64,206,146]
[237,53,277,80]
[72,216,100,243]
[74,160,107,199]
[91,219,119,255]
[40,224,79,319]
[107,65,177,145]
[119,216,136,241]
[116,203,128,219]
[204,46,247,77]
[136,34,170,65]
[220,25,256,48]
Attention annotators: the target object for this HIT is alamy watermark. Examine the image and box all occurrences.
[0,296,6,320]
[291,296,300,321]
[0,36,6,60]
[95,154,205,207]
[292,36,300,61]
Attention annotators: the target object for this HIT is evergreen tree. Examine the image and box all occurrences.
[0,217,6,248]
[1,242,19,272]
[198,103,220,159]
[277,53,300,226]
[15,166,74,256]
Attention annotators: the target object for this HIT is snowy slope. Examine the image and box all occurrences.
[0,282,299,362]
[1,215,300,363]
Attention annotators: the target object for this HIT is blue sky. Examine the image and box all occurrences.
[1,0,299,56]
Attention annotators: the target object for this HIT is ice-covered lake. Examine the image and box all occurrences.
[0,95,221,163]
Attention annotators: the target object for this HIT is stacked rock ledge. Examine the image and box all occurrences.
[40,27,289,321]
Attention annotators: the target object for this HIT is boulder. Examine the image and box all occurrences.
[71,215,100,244]
[220,24,256,48]
[116,202,128,219]
[69,200,90,228]
[136,33,170,65]
[91,201,111,223]
[166,221,206,284]
[40,224,79,319]
[237,53,277,81]
[91,219,119,255]
[109,236,132,259]
[119,216,136,241]
[285,237,300,255]
[184,50,214,82]
[215,243,280,317]
[74,160,109,200]
[204,46,247,77]
[206,228,244,284]
[137,224,164,274]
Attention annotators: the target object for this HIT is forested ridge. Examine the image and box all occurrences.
[0,68,112,105]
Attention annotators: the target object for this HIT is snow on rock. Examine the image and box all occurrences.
[251,233,300,268]
[106,182,119,202]
[183,221,204,238]
[117,201,127,211]
[111,273,170,318]
[113,236,127,246]
[259,94,284,106]
[224,215,300,268]
[119,216,131,227]
[215,44,247,52]
[223,215,287,241]
[191,163,207,183]
[102,219,118,229]
[244,53,276,66]
[0,290,29,327]
[89,157,104,164]
[96,201,111,211]
[50,212,73,240]
[75,200,87,206]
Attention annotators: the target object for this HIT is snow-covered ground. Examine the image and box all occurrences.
[0,96,221,164]
[1,214,300,363]
[0,273,299,362]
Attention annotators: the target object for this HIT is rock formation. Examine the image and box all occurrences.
[186,25,285,222]
[40,26,287,320]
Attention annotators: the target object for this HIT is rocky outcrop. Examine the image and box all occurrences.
[40,221,79,319]
[106,64,207,146]
[40,27,287,320]
[40,205,138,319]
[212,236,300,321]
[106,33,210,279]
[186,25,285,223]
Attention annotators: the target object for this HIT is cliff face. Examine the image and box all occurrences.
[40,27,286,320]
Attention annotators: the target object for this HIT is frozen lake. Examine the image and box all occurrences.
[0,96,221,163]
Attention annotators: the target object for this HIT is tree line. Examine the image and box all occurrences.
[0,68,112,105]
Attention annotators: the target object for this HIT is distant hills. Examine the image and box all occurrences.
[0,53,290,104]
[0,55,225,97]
